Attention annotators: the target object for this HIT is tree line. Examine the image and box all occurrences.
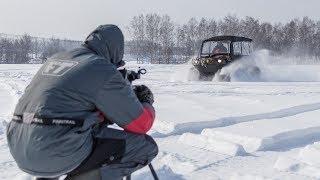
[1,14,320,64]
[0,34,80,64]
[127,14,320,64]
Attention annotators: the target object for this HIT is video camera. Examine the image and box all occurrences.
[119,67,147,84]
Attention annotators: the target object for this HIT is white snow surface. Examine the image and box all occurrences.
[1,58,320,179]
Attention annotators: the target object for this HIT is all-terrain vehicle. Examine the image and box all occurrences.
[190,36,260,81]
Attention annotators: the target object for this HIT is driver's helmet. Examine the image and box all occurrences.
[213,42,227,54]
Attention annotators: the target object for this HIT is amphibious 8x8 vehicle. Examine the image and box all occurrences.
[191,36,260,81]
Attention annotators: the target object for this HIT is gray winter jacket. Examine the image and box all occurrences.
[6,25,154,177]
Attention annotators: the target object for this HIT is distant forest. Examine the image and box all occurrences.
[127,14,320,63]
[1,14,320,64]
[0,34,80,64]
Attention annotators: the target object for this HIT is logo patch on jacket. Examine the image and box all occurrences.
[42,60,78,76]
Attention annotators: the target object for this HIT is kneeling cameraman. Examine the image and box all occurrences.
[6,25,158,180]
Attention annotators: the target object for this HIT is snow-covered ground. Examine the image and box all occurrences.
[1,60,320,180]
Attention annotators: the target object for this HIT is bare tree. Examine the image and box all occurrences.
[145,13,161,63]
[41,38,66,60]
[239,16,260,40]
[219,15,240,36]
[312,22,320,58]
[159,15,175,63]
[207,19,219,38]
[183,18,198,56]
[297,17,316,56]
[282,20,299,55]
[15,34,32,63]
[128,14,146,62]
[2,38,15,64]
[256,22,273,50]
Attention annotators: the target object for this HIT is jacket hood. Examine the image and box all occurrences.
[84,25,124,66]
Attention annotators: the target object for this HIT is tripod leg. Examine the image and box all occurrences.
[124,163,158,180]
[125,175,131,180]
[148,164,159,180]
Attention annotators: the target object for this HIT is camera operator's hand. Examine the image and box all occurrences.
[133,85,154,105]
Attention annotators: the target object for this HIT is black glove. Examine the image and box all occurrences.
[133,85,154,105]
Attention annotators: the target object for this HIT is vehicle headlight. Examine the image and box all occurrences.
[217,59,222,63]
[193,60,198,64]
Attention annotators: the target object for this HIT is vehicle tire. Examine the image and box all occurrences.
[199,74,214,81]
[250,66,261,76]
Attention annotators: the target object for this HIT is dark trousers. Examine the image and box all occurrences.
[66,125,158,180]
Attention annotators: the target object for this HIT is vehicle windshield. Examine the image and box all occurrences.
[233,41,253,56]
[201,41,230,56]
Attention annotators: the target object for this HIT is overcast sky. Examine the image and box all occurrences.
[1,0,319,40]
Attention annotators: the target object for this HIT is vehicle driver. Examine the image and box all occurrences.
[212,42,228,54]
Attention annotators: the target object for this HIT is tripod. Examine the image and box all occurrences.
[126,163,158,180]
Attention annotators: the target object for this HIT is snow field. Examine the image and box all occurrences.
[274,141,320,179]
[1,62,320,179]
[274,156,320,179]
[199,108,320,152]
[230,173,277,180]
[298,142,320,167]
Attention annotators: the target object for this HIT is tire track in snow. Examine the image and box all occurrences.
[261,126,320,151]
[178,107,320,157]
[153,102,320,138]
[201,126,320,153]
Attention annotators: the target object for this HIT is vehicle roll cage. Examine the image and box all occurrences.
[199,36,253,57]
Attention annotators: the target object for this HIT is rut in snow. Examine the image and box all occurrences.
[153,102,320,138]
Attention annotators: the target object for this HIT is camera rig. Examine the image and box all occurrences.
[119,67,147,84]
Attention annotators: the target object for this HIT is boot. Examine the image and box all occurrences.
[65,169,101,180]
